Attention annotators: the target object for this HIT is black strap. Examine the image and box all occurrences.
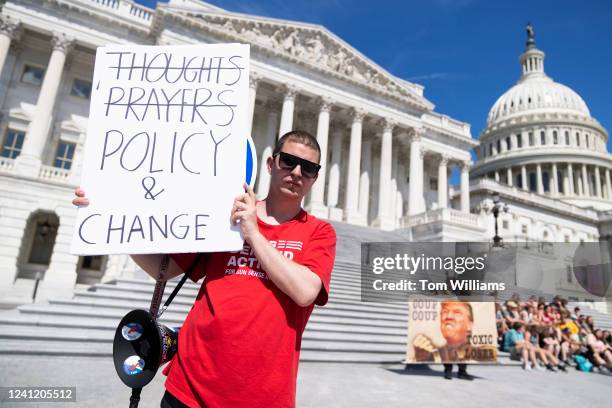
[157,254,204,318]
[129,387,141,408]
[149,255,170,316]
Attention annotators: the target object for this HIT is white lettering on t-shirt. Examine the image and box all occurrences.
[223,240,303,280]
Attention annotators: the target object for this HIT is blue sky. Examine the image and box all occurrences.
[137,0,611,148]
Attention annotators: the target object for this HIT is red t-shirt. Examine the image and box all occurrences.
[163,210,336,407]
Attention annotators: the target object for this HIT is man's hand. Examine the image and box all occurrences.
[413,333,436,361]
[72,188,89,207]
[231,183,260,244]
[413,334,436,353]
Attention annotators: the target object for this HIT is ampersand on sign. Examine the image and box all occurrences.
[142,176,165,200]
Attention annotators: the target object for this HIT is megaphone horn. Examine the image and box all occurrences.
[112,309,179,389]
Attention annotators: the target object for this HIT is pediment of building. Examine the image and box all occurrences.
[158,7,433,111]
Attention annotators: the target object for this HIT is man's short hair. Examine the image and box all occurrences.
[512,322,523,330]
[272,130,321,163]
[441,300,473,322]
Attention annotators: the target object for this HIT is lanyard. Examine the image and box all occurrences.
[156,254,204,319]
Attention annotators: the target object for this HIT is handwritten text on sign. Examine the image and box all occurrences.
[71,44,250,255]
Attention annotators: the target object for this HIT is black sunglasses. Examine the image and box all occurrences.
[273,152,321,178]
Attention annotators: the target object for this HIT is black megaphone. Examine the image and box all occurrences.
[112,309,179,389]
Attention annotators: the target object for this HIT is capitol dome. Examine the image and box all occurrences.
[486,34,591,126]
[487,78,591,126]
[472,24,611,212]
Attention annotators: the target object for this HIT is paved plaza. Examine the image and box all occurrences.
[0,355,609,407]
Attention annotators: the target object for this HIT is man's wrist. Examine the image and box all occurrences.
[246,230,265,247]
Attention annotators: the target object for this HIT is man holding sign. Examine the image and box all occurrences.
[74,130,336,407]
[72,43,335,408]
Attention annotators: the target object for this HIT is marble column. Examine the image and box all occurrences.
[344,109,366,225]
[408,129,425,215]
[550,163,558,196]
[0,16,20,77]
[568,163,574,196]
[256,104,279,198]
[562,167,569,197]
[437,155,448,208]
[397,163,408,216]
[460,161,470,213]
[494,171,500,182]
[358,139,372,221]
[246,73,260,135]
[374,119,395,229]
[278,85,297,136]
[396,190,403,222]
[507,167,513,187]
[16,33,73,177]
[521,165,528,190]
[606,168,612,200]
[327,129,343,221]
[595,166,602,198]
[390,149,399,227]
[536,164,544,194]
[307,98,332,218]
[582,164,590,197]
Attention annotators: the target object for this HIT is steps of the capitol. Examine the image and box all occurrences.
[70,289,409,313]
[0,255,417,362]
[14,306,409,333]
[10,303,409,330]
[0,339,405,363]
[0,337,520,365]
[298,351,401,364]
[16,304,188,323]
[42,296,409,322]
[1,217,610,366]
[0,339,111,356]
[0,315,406,339]
[9,295,608,336]
[0,323,406,346]
[85,281,370,301]
[0,314,408,339]
[56,296,409,322]
[0,329,407,357]
[90,272,399,294]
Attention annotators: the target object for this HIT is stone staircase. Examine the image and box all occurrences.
[567,303,612,331]
[0,258,410,362]
[0,222,413,362]
[0,221,609,362]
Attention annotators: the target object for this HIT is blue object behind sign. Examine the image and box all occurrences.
[246,136,257,188]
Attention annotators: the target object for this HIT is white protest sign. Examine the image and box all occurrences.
[71,44,250,255]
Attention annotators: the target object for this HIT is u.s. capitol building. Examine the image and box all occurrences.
[0,0,609,309]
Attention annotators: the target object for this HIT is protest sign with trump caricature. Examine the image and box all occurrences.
[406,298,498,364]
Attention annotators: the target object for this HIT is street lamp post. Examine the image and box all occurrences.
[484,194,509,247]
